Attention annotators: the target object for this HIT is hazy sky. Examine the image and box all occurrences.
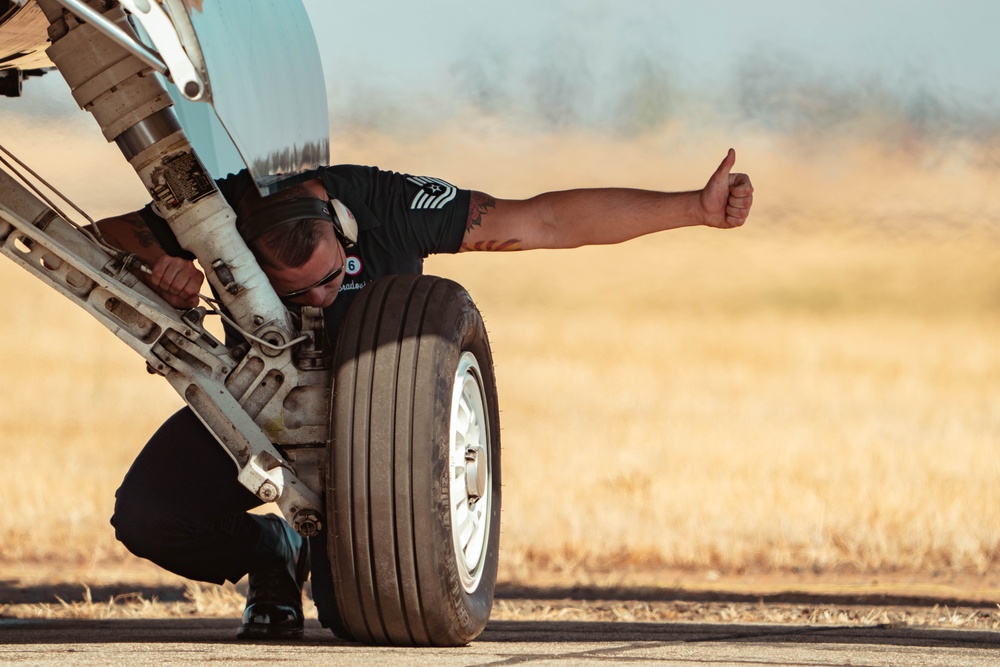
[302,1,1000,115]
[5,1,997,131]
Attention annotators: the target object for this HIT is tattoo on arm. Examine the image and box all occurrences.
[466,191,496,235]
[124,212,157,249]
[461,239,522,252]
[461,191,521,250]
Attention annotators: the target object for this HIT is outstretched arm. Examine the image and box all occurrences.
[459,149,753,252]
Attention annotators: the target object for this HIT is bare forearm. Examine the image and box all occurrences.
[461,188,704,252]
[94,211,168,265]
[527,188,704,249]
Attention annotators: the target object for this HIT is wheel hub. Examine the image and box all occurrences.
[465,444,487,500]
[449,351,492,594]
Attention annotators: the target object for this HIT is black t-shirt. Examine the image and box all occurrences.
[141,164,470,344]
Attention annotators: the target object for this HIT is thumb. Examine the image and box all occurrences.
[713,148,736,181]
[704,148,736,198]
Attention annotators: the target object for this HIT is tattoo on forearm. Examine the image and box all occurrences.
[466,191,496,235]
[125,212,157,248]
[461,239,522,252]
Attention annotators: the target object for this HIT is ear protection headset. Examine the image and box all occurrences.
[238,197,359,248]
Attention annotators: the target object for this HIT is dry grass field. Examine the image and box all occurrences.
[1,121,999,621]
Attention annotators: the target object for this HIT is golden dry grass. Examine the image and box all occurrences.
[449,235,1000,577]
[1,120,999,601]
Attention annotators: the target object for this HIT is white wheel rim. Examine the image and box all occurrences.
[449,351,492,594]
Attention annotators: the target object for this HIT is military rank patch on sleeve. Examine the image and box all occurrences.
[407,176,458,210]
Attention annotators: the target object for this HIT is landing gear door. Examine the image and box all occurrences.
[136,0,330,193]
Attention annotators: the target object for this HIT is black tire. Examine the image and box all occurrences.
[324,275,501,646]
[307,533,356,641]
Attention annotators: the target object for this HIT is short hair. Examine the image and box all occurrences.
[251,217,331,269]
[239,184,330,269]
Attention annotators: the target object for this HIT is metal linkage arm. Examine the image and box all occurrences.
[0,170,324,536]
[21,0,332,537]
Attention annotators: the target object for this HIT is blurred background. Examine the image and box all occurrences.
[0,1,997,588]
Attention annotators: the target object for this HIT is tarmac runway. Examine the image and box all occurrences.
[1,616,998,666]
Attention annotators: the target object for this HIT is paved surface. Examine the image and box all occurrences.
[1,617,998,666]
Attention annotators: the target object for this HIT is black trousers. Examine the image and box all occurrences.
[112,407,294,584]
[112,407,338,627]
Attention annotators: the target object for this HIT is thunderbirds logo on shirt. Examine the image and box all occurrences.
[407,176,457,210]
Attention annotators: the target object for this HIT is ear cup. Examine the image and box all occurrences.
[329,199,359,247]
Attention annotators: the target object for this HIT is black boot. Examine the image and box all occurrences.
[237,514,310,640]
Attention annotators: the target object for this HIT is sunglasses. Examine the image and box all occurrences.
[279,265,344,301]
